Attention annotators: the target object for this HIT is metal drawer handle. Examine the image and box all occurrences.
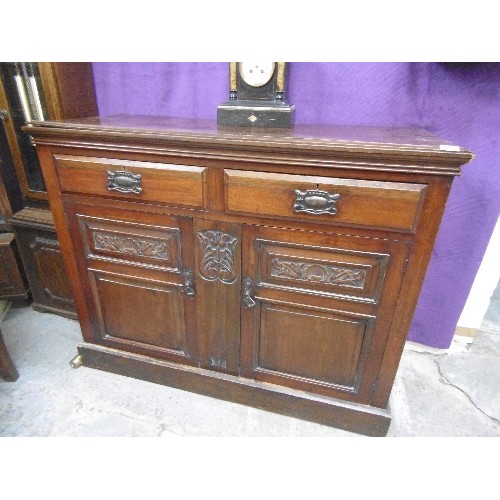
[294,189,340,215]
[107,170,142,194]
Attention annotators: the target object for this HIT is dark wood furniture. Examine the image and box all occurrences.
[1,101,26,382]
[0,99,28,300]
[0,63,98,318]
[0,233,27,300]
[27,115,473,435]
[0,326,19,382]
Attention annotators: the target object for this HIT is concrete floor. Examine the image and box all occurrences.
[1,284,499,437]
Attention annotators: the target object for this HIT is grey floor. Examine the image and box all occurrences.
[1,283,499,437]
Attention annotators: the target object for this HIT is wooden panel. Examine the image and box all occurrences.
[370,177,454,408]
[0,109,24,220]
[92,271,186,353]
[27,115,474,176]
[10,210,76,319]
[257,240,388,304]
[193,219,241,374]
[30,236,75,307]
[0,75,32,201]
[0,326,19,382]
[225,169,426,231]
[63,199,199,364]
[79,342,392,437]
[0,233,28,299]
[257,303,372,392]
[241,224,410,404]
[54,155,207,208]
[78,215,182,271]
[38,62,98,121]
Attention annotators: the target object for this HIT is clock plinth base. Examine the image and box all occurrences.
[217,100,295,128]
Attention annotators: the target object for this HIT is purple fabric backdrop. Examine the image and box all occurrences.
[92,62,500,348]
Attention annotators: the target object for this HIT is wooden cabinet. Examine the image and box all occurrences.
[9,208,76,317]
[28,116,473,435]
[0,62,97,317]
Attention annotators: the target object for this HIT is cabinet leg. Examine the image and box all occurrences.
[69,353,83,369]
[0,327,19,382]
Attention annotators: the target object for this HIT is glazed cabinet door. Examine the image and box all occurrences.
[64,200,198,366]
[240,225,410,405]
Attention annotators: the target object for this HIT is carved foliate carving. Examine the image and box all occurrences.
[93,231,168,260]
[271,257,367,289]
[197,230,238,284]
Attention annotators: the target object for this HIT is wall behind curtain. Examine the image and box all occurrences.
[92,62,500,349]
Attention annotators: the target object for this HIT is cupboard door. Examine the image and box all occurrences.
[64,200,198,366]
[240,225,410,405]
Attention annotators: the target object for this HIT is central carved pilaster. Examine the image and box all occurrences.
[197,230,238,284]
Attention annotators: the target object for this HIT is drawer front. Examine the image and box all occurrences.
[225,169,426,231]
[54,155,207,208]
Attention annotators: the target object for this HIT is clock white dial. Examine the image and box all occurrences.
[239,62,276,87]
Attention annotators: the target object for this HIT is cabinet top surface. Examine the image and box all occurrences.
[26,115,474,173]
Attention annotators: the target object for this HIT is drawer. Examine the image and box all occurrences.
[54,155,207,208]
[225,169,426,231]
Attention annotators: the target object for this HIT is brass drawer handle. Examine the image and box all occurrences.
[107,170,142,194]
[294,189,340,215]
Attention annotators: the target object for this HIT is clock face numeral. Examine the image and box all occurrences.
[239,62,276,88]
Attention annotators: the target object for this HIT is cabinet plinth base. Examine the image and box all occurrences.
[77,343,391,436]
[32,303,78,320]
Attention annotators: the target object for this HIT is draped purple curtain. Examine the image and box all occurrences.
[92,62,500,348]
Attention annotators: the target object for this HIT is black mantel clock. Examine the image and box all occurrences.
[217,62,295,128]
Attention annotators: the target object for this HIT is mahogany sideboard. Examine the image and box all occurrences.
[27,116,473,436]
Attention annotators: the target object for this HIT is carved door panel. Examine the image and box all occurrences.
[240,225,410,405]
[64,200,198,366]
